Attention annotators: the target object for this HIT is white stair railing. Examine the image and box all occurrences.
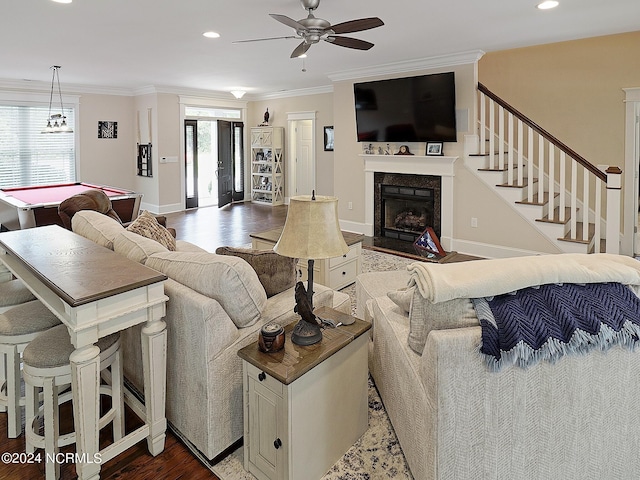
[477,83,621,253]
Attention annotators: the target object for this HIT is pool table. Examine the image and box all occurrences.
[0,182,142,230]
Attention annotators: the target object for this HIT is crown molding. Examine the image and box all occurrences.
[0,78,135,96]
[327,50,485,83]
[251,84,334,101]
[0,49,485,101]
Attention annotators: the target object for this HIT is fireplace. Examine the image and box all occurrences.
[380,185,434,242]
[363,154,456,256]
[374,172,441,243]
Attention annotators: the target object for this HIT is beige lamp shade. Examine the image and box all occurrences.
[274,195,349,260]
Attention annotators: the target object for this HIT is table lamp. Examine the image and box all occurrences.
[274,192,349,345]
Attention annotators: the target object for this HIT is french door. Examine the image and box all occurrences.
[184,120,244,209]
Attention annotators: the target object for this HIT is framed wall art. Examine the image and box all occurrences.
[98,121,118,139]
[324,125,334,151]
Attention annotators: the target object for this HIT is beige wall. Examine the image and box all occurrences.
[78,94,135,190]
[156,93,182,210]
[332,62,561,256]
[479,31,640,171]
[133,93,160,209]
[249,93,335,197]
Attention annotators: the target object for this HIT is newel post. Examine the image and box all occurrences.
[605,166,622,254]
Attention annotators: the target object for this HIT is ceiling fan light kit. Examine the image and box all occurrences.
[234,0,383,59]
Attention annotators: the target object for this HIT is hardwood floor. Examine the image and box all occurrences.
[0,202,288,480]
[165,202,288,251]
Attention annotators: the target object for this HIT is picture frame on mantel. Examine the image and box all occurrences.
[426,142,443,156]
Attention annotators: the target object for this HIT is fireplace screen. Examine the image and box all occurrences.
[381,185,434,242]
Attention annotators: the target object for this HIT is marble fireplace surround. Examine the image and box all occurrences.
[362,154,458,251]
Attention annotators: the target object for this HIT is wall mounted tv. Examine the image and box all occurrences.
[354,72,457,143]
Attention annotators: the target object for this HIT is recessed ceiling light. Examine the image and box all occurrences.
[51,0,72,3]
[203,31,220,39]
[537,1,559,9]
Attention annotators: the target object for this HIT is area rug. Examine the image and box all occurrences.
[201,248,417,479]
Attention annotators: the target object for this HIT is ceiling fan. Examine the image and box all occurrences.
[233,0,384,58]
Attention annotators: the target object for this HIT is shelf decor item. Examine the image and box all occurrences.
[426,141,444,156]
[413,226,446,257]
[274,192,349,345]
[395,145,414,155]
[258,323,285,353]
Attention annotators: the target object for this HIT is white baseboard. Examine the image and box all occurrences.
[140,202,183,215]
[451,239,545,259]
[339,219,372,236]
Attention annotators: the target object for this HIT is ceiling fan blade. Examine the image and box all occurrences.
[232,36,299,44]
[329,17,384,34]
[326,36,374,51]
[270,14,307,31]
[290,41,311,58]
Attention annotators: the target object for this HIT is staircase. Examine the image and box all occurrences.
[465,83,622,254]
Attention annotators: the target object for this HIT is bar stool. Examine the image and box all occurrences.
[0,278,37,414]
[23,324,124,480]
[0,299,60,438]
[0,278,36,314]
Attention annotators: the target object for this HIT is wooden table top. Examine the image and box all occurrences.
[0,225,166,307]
[250,226,364,247]
[238,306,371,385]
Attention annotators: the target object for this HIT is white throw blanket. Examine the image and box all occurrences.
[407,253,640,304]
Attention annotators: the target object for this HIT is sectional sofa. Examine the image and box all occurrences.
[357,253,640,480]
[70,210,351,460]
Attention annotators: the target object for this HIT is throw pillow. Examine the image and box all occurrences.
[126,210,176,251]
[408,292,479,355]
[215,246,296,298]
[387,286,414,313]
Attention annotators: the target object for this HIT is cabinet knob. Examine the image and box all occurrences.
[342,271,346,275]
[258,372,266,381]
[274,438,282,449]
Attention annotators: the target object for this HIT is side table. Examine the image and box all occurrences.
[250,227,363,290]
[238,307,371,480]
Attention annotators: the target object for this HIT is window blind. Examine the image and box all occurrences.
[0,104,76,188]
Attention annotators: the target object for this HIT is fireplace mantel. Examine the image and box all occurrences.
[362,154,458,248]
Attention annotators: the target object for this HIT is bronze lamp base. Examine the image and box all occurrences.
[291,318,322,346]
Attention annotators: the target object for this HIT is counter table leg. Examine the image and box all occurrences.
[141,318,167,456]
[70,344,101,480]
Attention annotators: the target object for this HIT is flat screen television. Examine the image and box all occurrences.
[354,72,457,143]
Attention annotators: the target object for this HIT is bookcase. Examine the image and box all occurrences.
[251,127,284,206]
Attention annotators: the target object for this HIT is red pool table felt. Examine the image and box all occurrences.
[2,183,130,206]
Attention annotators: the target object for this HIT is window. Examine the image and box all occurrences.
[0,104,76,188]
[185,106,241,119]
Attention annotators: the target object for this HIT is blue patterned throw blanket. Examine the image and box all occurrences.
[472,282,640,371]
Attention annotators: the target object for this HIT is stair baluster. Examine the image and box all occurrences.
[475,83,621,254]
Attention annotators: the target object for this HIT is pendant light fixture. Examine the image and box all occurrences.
[42,65,73,134]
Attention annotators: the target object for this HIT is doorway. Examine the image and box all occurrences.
[184,119,244,209]
[288,113,316,199]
